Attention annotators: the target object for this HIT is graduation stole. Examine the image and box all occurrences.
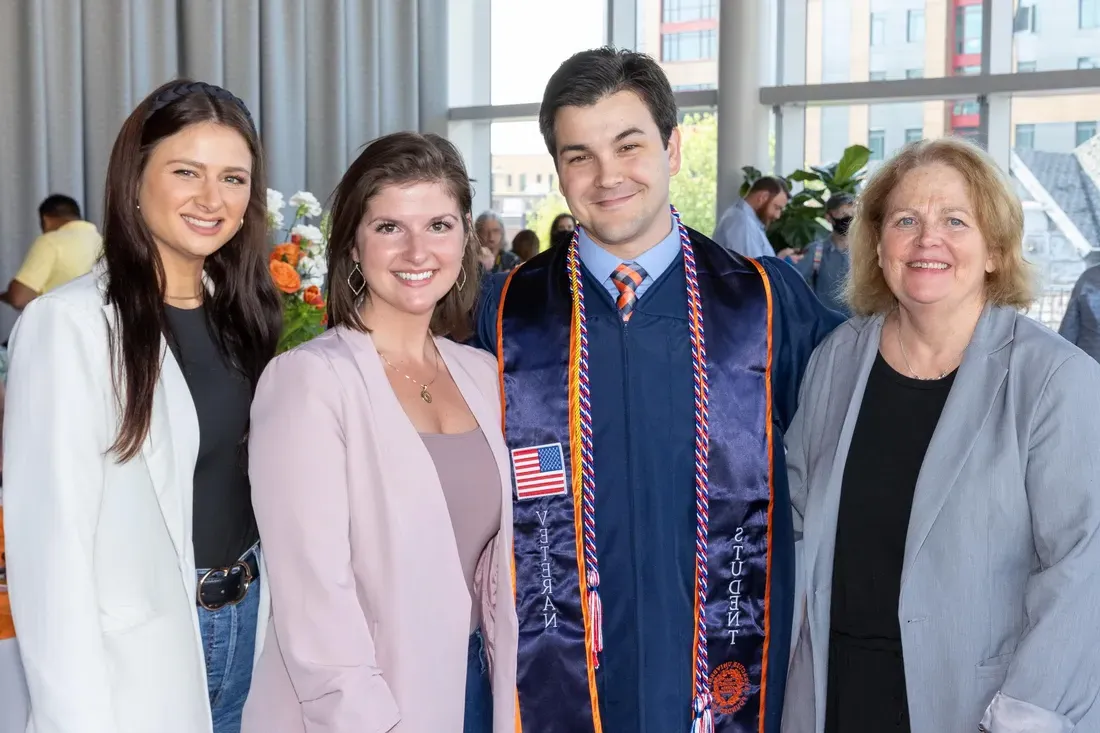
[498,207,776,732]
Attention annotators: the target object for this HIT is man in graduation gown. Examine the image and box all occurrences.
[476,47,843,733]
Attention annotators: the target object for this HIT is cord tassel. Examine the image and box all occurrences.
[692,694,715,733]
[587,573,603,667]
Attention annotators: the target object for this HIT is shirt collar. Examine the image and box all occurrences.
[738,198,765,231]
[576,212,682,284]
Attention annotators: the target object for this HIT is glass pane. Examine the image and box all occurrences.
[1010,91,1100,328]
[1012,0,1100,71]
[636,0,719,89]
[799,0,959,84]
[489,110,719,249]
[490,0,606,105]
[803,100,983,172]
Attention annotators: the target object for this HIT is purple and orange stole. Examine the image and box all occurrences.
[496,240,779,733]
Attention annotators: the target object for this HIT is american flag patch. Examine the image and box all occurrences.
[511,443,568,500]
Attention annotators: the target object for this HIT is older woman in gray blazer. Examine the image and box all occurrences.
[782,137,1100,733]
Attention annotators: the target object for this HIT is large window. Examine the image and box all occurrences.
[1083,0,1100,30]
[489,0,605,105]
[907,9,925,43]
[956,5,983,55]
[662,0,717,23]
[662,29,717,62]
[870,13,887,46]
[1078,121,1099,146]
[1015,124,1035,150]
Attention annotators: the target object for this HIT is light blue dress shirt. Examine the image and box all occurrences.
[576,213,683,303]
[712,198,775,259]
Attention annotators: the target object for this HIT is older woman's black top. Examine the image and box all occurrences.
[825,352,956,733]
[165,304,259,569]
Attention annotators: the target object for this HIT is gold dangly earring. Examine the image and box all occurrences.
[347,262,366,296]
[455,268,468,291]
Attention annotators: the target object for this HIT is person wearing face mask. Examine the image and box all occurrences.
[243,132,518,733]
[2,81,282,733]
[475,48,843,733]
[795,194,856,316]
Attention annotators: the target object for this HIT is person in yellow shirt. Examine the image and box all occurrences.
[0,194,101,310]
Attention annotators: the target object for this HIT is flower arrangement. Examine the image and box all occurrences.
[267,189,330,353]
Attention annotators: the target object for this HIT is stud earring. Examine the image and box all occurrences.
[347,262,366,296]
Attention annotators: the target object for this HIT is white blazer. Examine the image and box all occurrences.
[1,268,270,733]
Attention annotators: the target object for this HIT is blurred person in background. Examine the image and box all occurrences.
[475,210,519,273]
[510,229,539,262]
[3,80,281,733]
[1057,255,1100,362]
[549,212,576,236]
[783,137,1100,733]
[0,194,101,311]
[713,176,794,259]
[795,193,856,317]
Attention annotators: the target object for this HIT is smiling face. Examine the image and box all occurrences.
[878,162,994,314]
[553,90,681,254]
[355,180,466,322]
[137,121,252,269]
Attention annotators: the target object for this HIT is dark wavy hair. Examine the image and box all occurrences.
[326,132,480,341]
[103,79,282,461]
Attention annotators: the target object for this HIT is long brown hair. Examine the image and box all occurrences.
[103,80,282,461]
[326,132,480,341]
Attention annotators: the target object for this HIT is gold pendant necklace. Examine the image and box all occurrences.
[379,348,440,404]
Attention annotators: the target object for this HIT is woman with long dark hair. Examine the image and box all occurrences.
[2,80,281,733]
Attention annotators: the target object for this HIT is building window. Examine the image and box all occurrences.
[870,13,886,46]
[953,101,981,116]
[869,129,886,161]
[1079,57,1100,69]
[519,173,527,191]
[507,174,513,189]
[662,29,717,62]
[1015,124,1035,150]
[1014,4,1037,33]
[550,174,555,189]
[1017,61,1037,72]
[536,174,543,184]
[956,5,983,54]
[1078,121,1098,146]
[1082,0,1100,29]
[906,68,924,79]
[955,65,980,76]
[954,127,981,144]
[662,0,717,24]
[907,9,925,42]
[905,128,923,145]
[869,70,887,81]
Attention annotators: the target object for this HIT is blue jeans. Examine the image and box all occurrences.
[197,548,260,733]
[465,628,493,732]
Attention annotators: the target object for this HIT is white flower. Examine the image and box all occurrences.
[289,191,323,219]
[292,224,324,247]
[266,188,285,214]
[267,209,285,230]
[298,255,328,289]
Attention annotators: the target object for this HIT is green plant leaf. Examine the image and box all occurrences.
[833,144,872,184]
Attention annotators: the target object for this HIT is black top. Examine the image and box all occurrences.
[825,352,956,733]
[164,304,258,569]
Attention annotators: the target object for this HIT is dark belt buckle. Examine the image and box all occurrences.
[197,560,253,611]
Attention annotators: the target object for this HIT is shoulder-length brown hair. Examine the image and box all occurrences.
[326,132,480,341]
[845,136,1034,316]
[103,79,281,462]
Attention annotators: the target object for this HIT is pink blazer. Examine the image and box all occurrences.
[241,327,518,733]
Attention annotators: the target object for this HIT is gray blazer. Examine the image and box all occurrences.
[782,305,1100,733]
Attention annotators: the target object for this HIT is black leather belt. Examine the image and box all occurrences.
[196,552,259,611]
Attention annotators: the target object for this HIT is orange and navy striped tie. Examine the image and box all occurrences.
[612,262,648,322]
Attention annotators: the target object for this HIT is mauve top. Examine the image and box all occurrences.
[421,428,502,632]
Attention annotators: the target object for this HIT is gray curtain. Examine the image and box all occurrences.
[0,0,447,338]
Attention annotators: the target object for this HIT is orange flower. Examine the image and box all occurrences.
[303,284,324,307]
[270,242,301,267]
[270,260,301,294]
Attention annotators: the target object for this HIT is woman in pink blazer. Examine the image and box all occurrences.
[242,132,518,733]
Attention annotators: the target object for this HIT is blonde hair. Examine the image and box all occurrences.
[844,137,1034,316]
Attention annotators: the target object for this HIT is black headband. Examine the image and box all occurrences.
[147,81,256,133]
